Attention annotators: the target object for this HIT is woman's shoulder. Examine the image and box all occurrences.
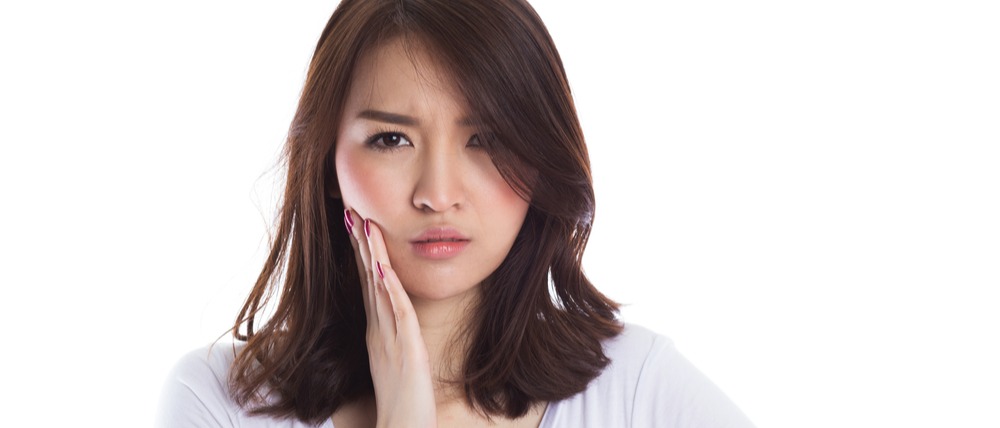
[156,342,330,428]
[602,322,676,364]
[156,342,245,427]
[539,323,755,428]
[596,323,694,387]
[166,342,244,388]
[592,323,683,399]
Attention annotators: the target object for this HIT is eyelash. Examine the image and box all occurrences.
[364,128,412,152]
[363,128,490,152]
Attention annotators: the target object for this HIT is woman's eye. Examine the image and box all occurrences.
[468,132,495,148]
[367,132,412,149]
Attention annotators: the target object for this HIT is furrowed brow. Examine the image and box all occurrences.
[358,109,482,128]
[358,109,419,126]
[457,116,482,127]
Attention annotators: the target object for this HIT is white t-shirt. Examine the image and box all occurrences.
[157,324,754,427]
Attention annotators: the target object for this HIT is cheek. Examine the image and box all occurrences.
[478,157,530,213]
[494,182,530,218]
[335,146,392,218]
[476,161,530,229]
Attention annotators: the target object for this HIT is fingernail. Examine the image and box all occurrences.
[364,219,371,238]
[343,209,354,232]
[376,260,384,279]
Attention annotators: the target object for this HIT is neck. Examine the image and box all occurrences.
[409,286,480,402]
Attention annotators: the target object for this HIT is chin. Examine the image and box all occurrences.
[395,269,483,304]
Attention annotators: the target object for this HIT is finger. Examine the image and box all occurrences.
[347,209,373,272]
[345,209,376,328]
[377,263,421,341]
[365,219,400,337]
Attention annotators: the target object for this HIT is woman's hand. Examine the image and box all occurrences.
[345,209,438,428]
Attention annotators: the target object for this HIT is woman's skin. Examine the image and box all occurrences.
[333,38,544,427]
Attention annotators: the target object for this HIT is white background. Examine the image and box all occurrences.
[1,1,998,427]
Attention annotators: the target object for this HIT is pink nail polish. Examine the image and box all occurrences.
[364,219,371,237]
[376,260,384,279]
[343,209,354,231]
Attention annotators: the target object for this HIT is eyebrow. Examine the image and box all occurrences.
[357,109,480,127]
[358,109,418,126]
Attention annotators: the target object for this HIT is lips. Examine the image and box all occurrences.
[411,227,470,244]
[410,227,469,259]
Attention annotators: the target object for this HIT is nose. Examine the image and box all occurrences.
[412,146,466,213]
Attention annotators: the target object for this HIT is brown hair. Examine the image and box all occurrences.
[229,0,621,423]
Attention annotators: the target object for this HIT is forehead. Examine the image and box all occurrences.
[343,37,469,117]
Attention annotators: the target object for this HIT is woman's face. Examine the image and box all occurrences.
[335,38,530,303]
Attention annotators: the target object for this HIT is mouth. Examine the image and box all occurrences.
[410,227,470,244]
[410,227,470,259]
[413,237,469,243]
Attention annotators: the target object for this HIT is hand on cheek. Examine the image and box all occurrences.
[344,209,437,427]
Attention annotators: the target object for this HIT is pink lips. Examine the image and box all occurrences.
[411,227,469,259]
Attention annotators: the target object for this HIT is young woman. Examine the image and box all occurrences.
[158,0,754,427]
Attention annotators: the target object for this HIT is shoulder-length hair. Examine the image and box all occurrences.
[230,0,621,423]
